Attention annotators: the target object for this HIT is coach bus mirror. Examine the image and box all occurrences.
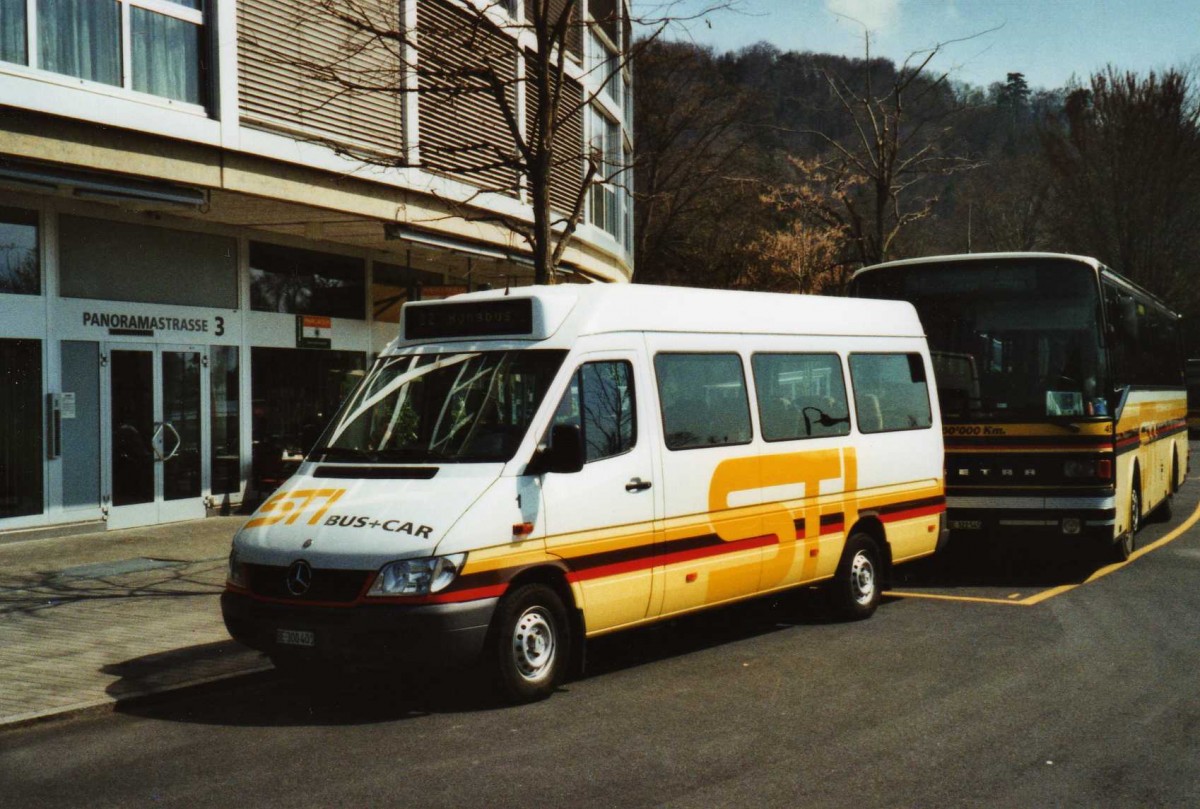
[528,424,584,475]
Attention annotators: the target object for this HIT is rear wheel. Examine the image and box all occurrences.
[827,533,882,620]
[488,583,570,704]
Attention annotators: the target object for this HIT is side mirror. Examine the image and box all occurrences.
[528,424,585,475]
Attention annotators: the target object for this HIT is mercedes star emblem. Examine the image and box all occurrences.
[285,560,313,596]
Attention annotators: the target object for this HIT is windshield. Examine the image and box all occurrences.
[854,260,1109,421]
[309,350,567,464]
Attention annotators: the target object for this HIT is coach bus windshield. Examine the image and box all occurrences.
[854,260,1109,421]
[309,349,566,464]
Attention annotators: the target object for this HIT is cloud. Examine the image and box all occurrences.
[825,0,902,33]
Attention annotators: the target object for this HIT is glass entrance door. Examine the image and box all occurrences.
[106,345,209,529]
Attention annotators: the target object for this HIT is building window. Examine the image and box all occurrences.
[130,2,204,104]
[0,0,28,64]
[588,105,622,238]
[5,0,207,106]
[250,242,366,320]
[0,207,39,295]
[250,347,364,492]
[60,215,236,307]
[585,26,619,109]
[210,346,240,496]
[372,262,444,324]
[0,339,43,518]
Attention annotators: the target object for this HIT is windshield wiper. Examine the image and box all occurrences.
[310,446,369,462]
[370,448,449,463]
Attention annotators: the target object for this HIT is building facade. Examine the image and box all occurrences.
[0,0,633,538]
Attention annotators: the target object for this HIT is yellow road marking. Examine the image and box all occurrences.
[886,497,1200,607]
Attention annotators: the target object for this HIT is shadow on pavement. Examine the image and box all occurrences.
[112,588,859,727]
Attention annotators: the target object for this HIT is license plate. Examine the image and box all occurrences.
[949,520,983,530]
[276,629,316,647]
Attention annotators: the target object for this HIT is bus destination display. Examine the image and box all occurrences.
[405,298,534,340]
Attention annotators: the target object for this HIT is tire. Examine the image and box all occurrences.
[1113,477,1140,563]
[827,533,882,621]
[488,583,570,704]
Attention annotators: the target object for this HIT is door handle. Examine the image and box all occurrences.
[154,422,182,462]
[625,477,652,492]
[150,423,167,461]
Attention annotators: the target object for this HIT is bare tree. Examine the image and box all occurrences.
[1041,67,1200,307]
[631,39,763,287]
[241,0,728,284]
[785,33,982,266]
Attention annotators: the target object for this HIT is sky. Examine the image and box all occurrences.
[649,0,1200,92]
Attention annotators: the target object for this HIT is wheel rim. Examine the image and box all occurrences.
[1130,486,1140,535]
[511,606,556,683]
[849,550,876,605]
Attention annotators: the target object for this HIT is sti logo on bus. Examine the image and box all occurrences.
[246,489,346,528]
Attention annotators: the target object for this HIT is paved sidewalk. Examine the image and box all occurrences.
[0,516,271,729]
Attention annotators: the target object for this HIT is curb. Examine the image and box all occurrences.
[0,661,275,733]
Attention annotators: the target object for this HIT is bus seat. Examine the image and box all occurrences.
[861,393,884,432]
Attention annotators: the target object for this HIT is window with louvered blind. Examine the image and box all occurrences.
[526,65,586,218]
[238,0,404,160]
[417,0,521,194]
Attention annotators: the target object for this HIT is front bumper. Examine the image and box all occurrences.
[221,591,498,667]
[946,492,1117,540]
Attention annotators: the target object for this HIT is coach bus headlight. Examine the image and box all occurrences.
[1063,460,1096,479]
[367,553,467,597]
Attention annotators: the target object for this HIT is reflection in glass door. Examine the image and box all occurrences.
[106,345,208,528]
[162,349,202,502]
[111,350,155,507]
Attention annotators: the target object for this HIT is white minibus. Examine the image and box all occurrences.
[223,284,947,701]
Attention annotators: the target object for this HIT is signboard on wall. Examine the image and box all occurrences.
[417,285,469,301]
[296,315,332,349]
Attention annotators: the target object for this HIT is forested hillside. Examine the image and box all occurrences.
[631,39,1200,347]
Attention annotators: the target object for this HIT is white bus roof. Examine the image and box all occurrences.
[393,283,925,351]
[854,252,1104,275]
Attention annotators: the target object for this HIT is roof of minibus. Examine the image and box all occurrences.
[393,283,925,351]
[853,251,1103,276]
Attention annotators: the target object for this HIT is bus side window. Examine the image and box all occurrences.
[750,353,851,440]
[655,353,752,450]
[849,353,933,433]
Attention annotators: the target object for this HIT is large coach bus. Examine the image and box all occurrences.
[223,284,946,701]
[851,252,1188,562]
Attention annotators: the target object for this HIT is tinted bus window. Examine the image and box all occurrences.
[752,353,850,441]
[849,353,932,433]
[655,353,752,450]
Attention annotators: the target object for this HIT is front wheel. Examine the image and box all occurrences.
[827,533,882,620]
[488,583,570,704]
[1113,479,1140,563]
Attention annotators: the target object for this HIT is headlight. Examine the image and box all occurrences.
[227,546,247,588]
[1063,460,1095,478]
[367,553,467,597]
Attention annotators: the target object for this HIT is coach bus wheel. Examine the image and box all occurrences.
[1114,480,1140,562]
[489,583,570,704]
[828,533,882,620]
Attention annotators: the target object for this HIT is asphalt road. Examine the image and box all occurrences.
[4,478,1200,808]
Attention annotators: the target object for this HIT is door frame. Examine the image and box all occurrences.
[102,342,211,529]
